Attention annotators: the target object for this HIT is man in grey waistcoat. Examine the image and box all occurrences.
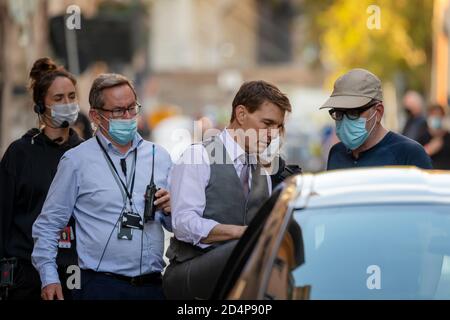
[163,80,292,299]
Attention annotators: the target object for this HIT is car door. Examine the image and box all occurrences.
[212,177,303,299]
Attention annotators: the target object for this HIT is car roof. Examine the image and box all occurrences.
[292,167,450,209]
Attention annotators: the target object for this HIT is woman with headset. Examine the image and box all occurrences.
[0,57,83,300]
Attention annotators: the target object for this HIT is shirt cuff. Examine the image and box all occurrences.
[194,219,219,249]
[40,264,61,288]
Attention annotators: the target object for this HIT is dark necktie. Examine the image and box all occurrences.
[239,153,251,198]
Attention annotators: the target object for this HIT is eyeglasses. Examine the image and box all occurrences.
[328,102,379,121]
[98,103,142,118]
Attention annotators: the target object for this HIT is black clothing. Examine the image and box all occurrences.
[5,259,41,300]
[419,132,450,170]
[270,157,302,189]
[0,128,83,299]
[402,115,428,143]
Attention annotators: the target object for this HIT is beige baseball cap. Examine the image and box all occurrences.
[320,68,383,109]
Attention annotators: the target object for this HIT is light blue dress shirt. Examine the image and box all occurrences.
[32,131,172,288]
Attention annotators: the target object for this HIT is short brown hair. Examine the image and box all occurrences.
[428,103,446,116]
[231,80,291,121]
[89,73,137,109]
[29,57,76,105]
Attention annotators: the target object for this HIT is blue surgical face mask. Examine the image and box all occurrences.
[336,110,377,150]
[99,113,137,145]
[428,116,443,130]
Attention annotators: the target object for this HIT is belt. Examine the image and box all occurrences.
[82,269,162,286]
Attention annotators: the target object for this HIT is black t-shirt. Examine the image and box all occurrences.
[327,131,433,170]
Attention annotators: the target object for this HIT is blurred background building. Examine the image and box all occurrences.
[0,0,449,172]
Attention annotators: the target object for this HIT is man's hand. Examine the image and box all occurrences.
[41,283,64,300]
[201,224,247,244]
[154,188,171,214]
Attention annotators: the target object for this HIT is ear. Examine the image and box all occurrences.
[376,103,384,122]
[89,109,101,126]
[234,105,247,125]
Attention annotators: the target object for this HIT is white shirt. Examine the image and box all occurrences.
[169,129,272,248]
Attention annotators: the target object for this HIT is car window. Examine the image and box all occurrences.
[266,204,450,299]
[265,219,302,300]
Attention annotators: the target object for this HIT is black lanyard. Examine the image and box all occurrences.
[96,136,137,208]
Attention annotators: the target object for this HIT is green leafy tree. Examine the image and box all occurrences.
[302,0,433,93]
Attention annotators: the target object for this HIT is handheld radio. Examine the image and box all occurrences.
[144,144,157,222]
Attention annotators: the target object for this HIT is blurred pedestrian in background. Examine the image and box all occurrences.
[73,112,94,140]
[0,57,82,300]
[401,90,428,143]
[419,104,450,169]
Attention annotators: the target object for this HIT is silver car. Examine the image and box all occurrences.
[213,167,450,300]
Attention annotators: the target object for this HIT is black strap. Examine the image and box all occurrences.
[95,136,137,207]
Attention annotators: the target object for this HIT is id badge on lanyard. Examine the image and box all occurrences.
[117,155,139,240]
[96,136,140,241]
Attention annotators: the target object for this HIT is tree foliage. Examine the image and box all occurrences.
[302,0,434,93]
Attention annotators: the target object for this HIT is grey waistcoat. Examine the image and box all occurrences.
[166,135,269,263]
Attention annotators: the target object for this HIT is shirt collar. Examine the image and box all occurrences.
[345,131,392,159]
[219,128,246,164]
[96,130,143,156]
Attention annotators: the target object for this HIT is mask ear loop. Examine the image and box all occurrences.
[366,107,379,137]
[96,110,110,134]
[41,112,69,129]
[38,104,60,129]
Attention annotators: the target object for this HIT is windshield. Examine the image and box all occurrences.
[291,204,450,299]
